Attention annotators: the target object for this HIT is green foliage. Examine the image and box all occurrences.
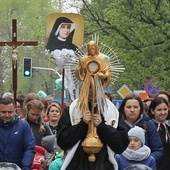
[0,0,60,96]
[80,0,170,95]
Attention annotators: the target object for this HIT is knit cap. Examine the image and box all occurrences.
[128,126,145,146]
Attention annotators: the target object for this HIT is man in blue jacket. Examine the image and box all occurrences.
[0,97,35,170]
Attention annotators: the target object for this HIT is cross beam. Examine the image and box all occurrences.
[0,19,38,103]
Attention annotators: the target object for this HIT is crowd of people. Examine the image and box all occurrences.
[0,92,63,170]
[1,89,170,170]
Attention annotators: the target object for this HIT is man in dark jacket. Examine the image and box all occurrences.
[0,97,35,170]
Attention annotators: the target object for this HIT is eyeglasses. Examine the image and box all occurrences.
[16,106,21,109]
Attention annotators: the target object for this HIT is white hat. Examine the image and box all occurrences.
[2,92,13,98]
[128,126,145,145]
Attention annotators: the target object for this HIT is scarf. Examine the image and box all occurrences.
[153,119,170,142]
[122,145,151,161]
[0,114,18,127]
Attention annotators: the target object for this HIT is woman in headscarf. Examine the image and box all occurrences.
[46,17,77,52]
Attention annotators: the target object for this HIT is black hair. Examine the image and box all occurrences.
[119,93,144,120]
[148,97,169,119]
[0,97,15,106]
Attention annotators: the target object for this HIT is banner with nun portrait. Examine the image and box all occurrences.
[45,13,84,101]
[46,13,84,52]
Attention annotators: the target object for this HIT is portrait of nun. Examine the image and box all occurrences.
[46,17,78,52]
[45,13,84,101]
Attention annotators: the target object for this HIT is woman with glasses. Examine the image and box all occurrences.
[15,98,23,118]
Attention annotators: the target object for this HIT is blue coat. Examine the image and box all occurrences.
[115,154,156,170]
[124,115,163,162]
[0,116,35,169]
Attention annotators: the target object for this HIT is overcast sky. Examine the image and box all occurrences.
[60,0,82,13]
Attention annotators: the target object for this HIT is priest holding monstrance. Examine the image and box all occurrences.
[57,40,129,170]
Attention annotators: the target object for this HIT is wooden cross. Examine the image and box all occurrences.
[0,19,38,103]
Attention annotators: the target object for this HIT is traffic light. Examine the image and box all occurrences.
[22,57,32,78]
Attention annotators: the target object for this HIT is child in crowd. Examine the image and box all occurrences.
[119,93,163,162]
[115,126,157,170]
